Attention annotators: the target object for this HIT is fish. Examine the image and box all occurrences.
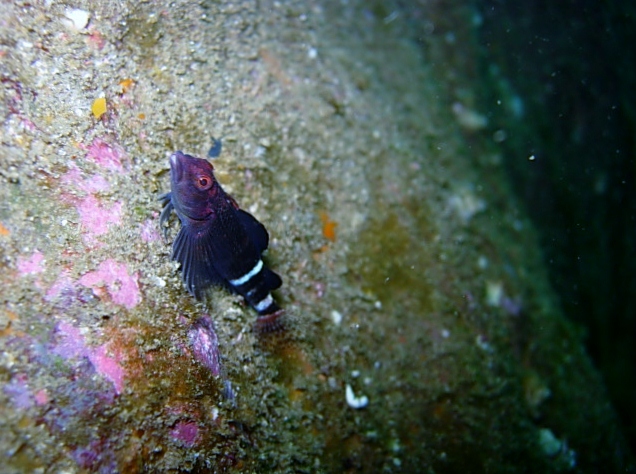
[159,151,284,332]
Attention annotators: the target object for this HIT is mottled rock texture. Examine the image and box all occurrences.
[0,0,629,472]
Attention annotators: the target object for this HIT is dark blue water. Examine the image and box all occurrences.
[475,0,636,460]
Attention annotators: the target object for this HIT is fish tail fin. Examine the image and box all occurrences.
[255,309,285,333]
[263,268,283,291]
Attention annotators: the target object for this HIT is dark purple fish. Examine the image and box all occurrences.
[160,151,284,331]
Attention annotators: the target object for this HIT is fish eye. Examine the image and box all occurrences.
[195,175,212,190]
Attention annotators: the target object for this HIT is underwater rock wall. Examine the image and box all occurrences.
[0,0,628,472]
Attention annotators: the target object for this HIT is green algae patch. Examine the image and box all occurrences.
[347,207,435,315]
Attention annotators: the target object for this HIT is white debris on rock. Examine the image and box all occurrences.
[63,8,90,31]
[538,428,577,469]
[448,186,486,223]
[452,102,488,131]
[485,280,504,307]
[475,334,493,352]
[345,384,368,409]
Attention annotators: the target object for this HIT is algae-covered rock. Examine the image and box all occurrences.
[0,0,628,472]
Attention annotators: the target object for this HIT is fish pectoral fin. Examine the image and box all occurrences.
[172,226,229,299]
[237,209,269,253]
[159,193,174,237]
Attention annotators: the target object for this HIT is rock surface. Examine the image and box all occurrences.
[0,0,628,472]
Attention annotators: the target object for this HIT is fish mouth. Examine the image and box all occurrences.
[170,151,185,182]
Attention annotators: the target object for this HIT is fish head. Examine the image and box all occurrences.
[169,151,219,222]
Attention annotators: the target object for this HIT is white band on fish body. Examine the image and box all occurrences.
[230,259,263,287]
[254,294,273,313]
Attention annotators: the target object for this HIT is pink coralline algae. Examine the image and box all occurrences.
[45,271,75,304]
[187,316,221,376]
[50,321,86,359]
[46,271,73,299]
[88,345,125,395]
[45,270,98,310]
[34,389,49,405]
[170,421,200,448]
[140,218,160,243]
[51,320,126,394]
[59,165,123,245]
[79,259,141,309]
[76,195,123,242]
[85,138,127,172]
[17,250,45,275]
[4,374,34,410]
[61,166,110,194]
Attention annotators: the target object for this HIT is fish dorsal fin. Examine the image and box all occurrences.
[237,209,269,253]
